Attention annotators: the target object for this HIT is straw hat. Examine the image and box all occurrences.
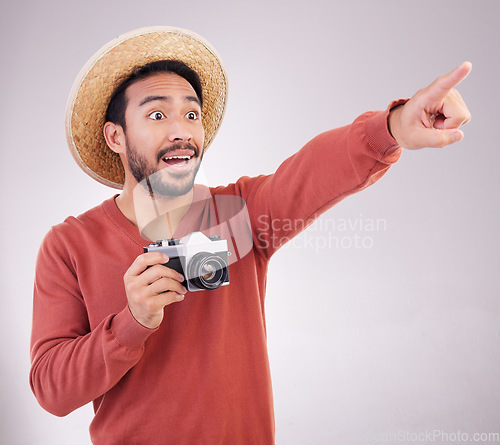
[65,26,228,189]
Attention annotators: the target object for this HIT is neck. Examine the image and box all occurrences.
[116,181,194,241]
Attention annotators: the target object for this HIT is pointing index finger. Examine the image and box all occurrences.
[426,61,472,101]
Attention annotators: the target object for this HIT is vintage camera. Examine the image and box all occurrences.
[144,232,229,292]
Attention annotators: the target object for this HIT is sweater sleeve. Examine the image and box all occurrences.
[29,228,156,417]
[240,101,405,259]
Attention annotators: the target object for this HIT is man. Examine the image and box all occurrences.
[30,26,471,444]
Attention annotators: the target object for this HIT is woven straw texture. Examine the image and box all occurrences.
[66,27,228,189]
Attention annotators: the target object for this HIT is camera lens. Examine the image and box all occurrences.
[200,263,216,281]
[187,252,229,290]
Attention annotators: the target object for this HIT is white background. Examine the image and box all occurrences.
[1,0,499,443]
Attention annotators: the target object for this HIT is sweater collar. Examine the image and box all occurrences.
[101,184,211,246]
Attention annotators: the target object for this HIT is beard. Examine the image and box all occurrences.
[126,139,203,198]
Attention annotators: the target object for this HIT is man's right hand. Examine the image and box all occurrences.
[124,252,187,329]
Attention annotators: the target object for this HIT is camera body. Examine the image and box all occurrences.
[144,232,230,292]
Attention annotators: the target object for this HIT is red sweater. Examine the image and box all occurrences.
[30,105,402,444]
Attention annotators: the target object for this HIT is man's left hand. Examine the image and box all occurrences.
[388,61,472,150]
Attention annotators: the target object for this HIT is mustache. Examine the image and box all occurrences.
[156,142,199,163]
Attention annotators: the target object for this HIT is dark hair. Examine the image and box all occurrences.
[105,60,203,131]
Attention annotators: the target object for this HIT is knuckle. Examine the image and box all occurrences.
[166,291,184,305]
[125,280,137,295]
[150,267,163,282]
[153,277,169,293]
[144,300,155,313]
[174,283,187,295]
[434,74,447,89]
[437,135,448,148]
[160,265,181,282]
[163,277,185,294]
[165,267,181,280]
[133,287,147,303]
[135,255,147,268]
[149,252,166,265]
[145,264,162,281]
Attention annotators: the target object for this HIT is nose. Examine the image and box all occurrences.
[167,116,192,143]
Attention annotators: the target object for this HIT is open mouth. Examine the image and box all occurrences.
[158,145,197,172]
[162,155,192,167]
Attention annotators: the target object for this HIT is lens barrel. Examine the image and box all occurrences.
[187,252,229,290]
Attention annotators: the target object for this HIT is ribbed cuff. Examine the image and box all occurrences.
[364,98,409,158]
[110,307,158,350]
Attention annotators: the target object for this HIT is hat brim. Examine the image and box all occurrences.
[65,26,228,189]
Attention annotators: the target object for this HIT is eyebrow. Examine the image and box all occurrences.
[138,95,201,107]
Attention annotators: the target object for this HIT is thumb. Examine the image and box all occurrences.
[415,128,464,149]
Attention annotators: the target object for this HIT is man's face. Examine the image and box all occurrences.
[122,72,205,197]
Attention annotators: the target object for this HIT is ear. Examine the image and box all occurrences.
[103,121,126,154]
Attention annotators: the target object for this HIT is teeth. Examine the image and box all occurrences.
[164,155,191,160]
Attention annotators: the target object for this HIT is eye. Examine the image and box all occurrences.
[186,111,199,120]
[148,111,165,120]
